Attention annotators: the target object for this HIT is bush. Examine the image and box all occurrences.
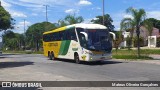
[133,37,144,47]
[157,37,160,47]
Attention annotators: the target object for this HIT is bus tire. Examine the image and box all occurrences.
[49,52,55,60]
[74,54,80,64]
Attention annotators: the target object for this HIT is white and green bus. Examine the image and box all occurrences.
[43,24,112,63]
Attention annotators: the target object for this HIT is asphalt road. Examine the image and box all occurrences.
[0,54,160,90]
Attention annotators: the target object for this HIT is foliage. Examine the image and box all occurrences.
[2,31,24,50]
[125,7,146,57]
[144,18,160,30]
[143,19,154,36]
[0,6,15,31]
[91,14,115,31]
[64,15,84,25]
[113,31,124,53]
[26,22,56,51]
[126,36,132,49]
[57,15,84,27]
[157,37,160,47]
[133,37,144,47]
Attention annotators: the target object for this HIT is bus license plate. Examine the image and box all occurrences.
[100,57,105,60]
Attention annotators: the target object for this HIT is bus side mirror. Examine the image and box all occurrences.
[80,32,88,41]
[109,32,116,40]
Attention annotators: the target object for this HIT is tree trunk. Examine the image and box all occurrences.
[36,40,39,51]
[136,26,140,58]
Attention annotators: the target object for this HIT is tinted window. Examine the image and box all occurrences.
[43,27,77,42]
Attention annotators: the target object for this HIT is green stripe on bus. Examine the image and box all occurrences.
[59,40,71,55]
[59,41,66,55]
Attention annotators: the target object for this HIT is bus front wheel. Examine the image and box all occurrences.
[74,54,80,64]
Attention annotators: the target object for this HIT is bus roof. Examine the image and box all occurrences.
[43,24,107,35]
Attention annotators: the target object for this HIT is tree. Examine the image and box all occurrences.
[143,19,154,36]
[64,15,84,25]
[144,18,160,30]
[26,22,56,51]
[91,14,115,31]
[143,19,154,48]
[120,18,135,49]
[57,15,84,27]
[126,7,146,57]
[2,30,23,50]
[0,5,14,31]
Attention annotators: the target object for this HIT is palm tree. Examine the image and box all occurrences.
[121,7,146,57]
[64,15,84,25]
[120,18,135,49]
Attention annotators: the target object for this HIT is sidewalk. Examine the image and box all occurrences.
[149,55,160,60]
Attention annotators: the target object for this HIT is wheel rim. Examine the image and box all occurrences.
[49,53,52,60]
[75,55,80,64]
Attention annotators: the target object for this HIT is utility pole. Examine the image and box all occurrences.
[23,19,26,50]
[43,5,49,22]
[24,19,26,34]
[102,0,105,25]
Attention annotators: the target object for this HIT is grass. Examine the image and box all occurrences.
[112,49,158,60]
[3,50,43,54]
[112,49,160,55]
[112,54,153,60]
[2,48,159,60]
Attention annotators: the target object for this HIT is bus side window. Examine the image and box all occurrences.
[70,28,77,41]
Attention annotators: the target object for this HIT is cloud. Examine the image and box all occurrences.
[123,14,133,19]
[78,0,92,6]
[91,7,101,10]
[147,11,160,20]
[12,12,27,18]
[65,9,79,14]
[31,13,38,16]
[13,21,31,34]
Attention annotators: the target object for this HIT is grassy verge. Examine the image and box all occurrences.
[112,54,153,60]
[2,50,43,54]
[112,49,157,60]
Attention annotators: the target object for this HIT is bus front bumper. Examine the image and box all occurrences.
[88,53,112,62]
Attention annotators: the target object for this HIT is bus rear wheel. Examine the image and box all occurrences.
[74,54,80,64]
[49,52,55,60]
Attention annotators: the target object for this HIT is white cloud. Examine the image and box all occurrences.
[78,0,92,6]
[147,11,160,20]
[123,14,133,19]
[31,13,38,16]
[91,7,101,10]
[12,12,27,18]
[65,9,79,14]
[13,21,31,34]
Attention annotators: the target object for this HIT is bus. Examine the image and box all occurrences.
[43,24,112,63]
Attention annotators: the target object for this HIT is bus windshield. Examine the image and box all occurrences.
[76,28,112,52]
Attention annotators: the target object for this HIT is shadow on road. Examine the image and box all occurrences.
[55,59,123,66]
[0,61,34,69]
[0,54,21,59]
[82,60,123,66]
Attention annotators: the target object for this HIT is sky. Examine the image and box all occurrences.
[1,0,160,35]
